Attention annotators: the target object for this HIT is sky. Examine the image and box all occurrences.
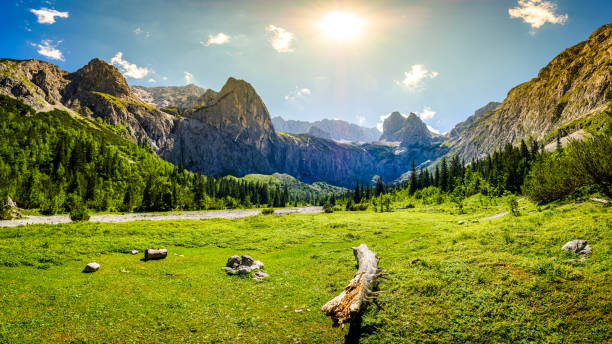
[1,0,611,133]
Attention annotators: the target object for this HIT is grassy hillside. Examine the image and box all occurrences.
[0,198,609,343]
[243,173,347,202]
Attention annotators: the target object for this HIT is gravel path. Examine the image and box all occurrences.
[0,207,323,227]
[480,205,528,220]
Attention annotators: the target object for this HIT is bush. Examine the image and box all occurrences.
[323,203,334,213]
[508,196,520,216]
[261,208,274,215]
[69,206,90,222]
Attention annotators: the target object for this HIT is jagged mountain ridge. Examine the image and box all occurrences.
[447,23,612,161]
[271,116,381,142]
[0,57,424,186]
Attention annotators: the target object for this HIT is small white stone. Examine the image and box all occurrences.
[458,221,466,225]
[83,262,100,273]
[131,250,139,255]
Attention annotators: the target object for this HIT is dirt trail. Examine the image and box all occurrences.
[0,207,323,227]
[480,205,528,220]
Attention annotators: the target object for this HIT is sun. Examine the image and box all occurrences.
[318,11,365,42]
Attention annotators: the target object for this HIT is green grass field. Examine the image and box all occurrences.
[0,200,610,343]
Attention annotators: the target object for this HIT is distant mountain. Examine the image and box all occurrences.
[132,84,207,108]
[380,112,434,146]
[448,102,501,138]
[447,23,612,161]
[242,173,347,200]
[272,116,380,142]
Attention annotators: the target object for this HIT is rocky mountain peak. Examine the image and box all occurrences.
[66,58,134,100]
[381,111,407,139]
[380,111,432,145]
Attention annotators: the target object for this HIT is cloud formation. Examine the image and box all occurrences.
[32,40,64,61]
[285,87,311,101]
[396,64,438,90]
[30,8,69,24]
[110,52,150,79]
[266,25,294,53]
[184,72,195,84]
[418,106,436,120]
[202,32,230,46]
[134,27,151,38]
[509,0,568,29]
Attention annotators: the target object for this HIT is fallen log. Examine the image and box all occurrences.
[145,248,167,260]
[321,244,381,327]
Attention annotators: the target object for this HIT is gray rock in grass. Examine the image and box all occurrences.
[561,240,592,255]
[226,255,242,269]
[83,262,100,273]
[252,271,269,281]
[131,250,139,255]
[458,221,466,225]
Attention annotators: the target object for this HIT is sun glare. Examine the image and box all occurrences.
[318,11,365,42]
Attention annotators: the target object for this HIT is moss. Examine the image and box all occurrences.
[92,92,126,109]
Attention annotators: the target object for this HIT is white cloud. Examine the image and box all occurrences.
[184,72,195,84]
[266,25,294,53]
[148,78,156,83]
[162,76,168,81]
[509,0,568,29]
[32,40,64,61]
[202,32,230,46]
[284,87,311,101]
[134,27,151,38]
[356,115,366,125]
[395,64,438,90]
[30,8,68,24]
[418,106,436,120]
[110,52,150,79]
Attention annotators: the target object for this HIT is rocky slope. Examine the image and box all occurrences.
[380,112,434,147]
[271,116,380,142]
[131,84,206,108]
[448,24,612,161]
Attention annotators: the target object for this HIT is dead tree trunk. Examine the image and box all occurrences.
[321,244,382,327]
[145,248,167,260]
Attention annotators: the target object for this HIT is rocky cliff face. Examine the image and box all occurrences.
[271,116,380,142]
[380,112,434,147]
[131,84,206,108]
[448,24,612,161]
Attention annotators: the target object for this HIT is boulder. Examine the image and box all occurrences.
[458,221,465,225]
[83,262,100,273]
[253,260,264,269]
[222,267,238,275]
[237,266,251,275]
[226,255,242,269]
[241,255,255,267]
[252,271,269,281]
[131,250,139,255]
[561,240,592,255]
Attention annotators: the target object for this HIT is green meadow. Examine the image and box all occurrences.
[0,199,610,343]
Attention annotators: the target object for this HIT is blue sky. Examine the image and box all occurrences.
[1,0,611,133]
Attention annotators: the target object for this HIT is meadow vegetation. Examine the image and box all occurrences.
[0,195,609,343]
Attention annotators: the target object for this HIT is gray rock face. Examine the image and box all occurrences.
[131,84,207,108]
[83,262,100,273]
[380,112,433,147]
[223,255,265,276]
[561,240,592,255]
[272,117,380,142]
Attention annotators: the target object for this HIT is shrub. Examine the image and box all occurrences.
[508,196,520,216]
[69,206,90,222]
[261,208,274,215]
[323,203,334,213]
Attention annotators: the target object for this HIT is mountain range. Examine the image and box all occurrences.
[1,23,610,187]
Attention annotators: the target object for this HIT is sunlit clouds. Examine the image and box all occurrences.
[396,64,438,90]
[110,52,150,79]
[203,32,230,46]
[31,40,64,61]
[184,72,195,84]
[509,0,568,30]
[30,8,68,24]
[266,25,294,53]
[285,87,311,101]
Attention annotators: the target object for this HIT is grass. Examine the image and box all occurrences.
[0,200,610,343]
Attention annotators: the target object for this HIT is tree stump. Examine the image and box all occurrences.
[321,244,382,327]
[145,248,167,260]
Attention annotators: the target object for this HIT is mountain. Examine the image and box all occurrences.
[131,84,206,108]
[0,58,421,187]
[242,173,347,200]
[448,102,501,138]
[380,112,434,146]
[447,24,612,161]
[271,116,381,142]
